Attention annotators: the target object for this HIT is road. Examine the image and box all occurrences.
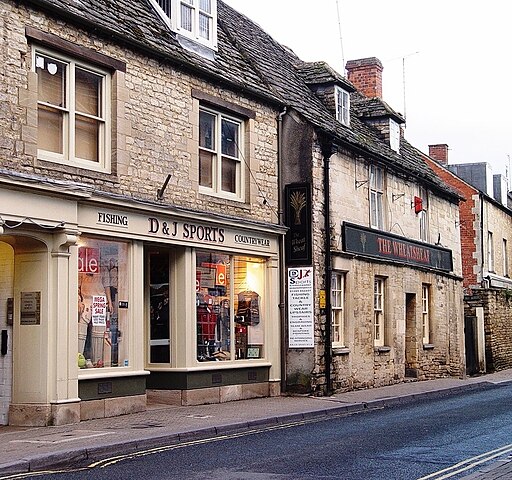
[5,383,512,480]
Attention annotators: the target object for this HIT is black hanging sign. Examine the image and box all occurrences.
[285,183,312,265]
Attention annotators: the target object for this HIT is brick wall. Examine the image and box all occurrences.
[424,156,478,289]
[345,57,383,99]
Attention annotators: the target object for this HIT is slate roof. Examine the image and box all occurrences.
[23,0,457,201]
[294,61,355,92]
[351,93,405,124]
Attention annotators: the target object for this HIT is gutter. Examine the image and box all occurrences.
[277,107,288,394]
[320,135,334,396]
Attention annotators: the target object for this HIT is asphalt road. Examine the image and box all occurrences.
[10,383,512,480]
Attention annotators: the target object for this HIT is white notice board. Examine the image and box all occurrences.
[287,267,314,348]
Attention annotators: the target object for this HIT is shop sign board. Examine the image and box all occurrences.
[343,223,453,272]
[287,267,314,348]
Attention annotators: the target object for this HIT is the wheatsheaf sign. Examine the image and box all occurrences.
[342,223,453,272]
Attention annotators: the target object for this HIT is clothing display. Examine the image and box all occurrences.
[235,290,260,326]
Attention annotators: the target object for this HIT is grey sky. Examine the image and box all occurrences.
[223,0,512,180]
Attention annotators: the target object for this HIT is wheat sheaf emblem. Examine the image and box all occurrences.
[290,191,306,225]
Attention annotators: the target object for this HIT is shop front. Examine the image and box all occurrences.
[0,184,283,425]
[77,204,284,409]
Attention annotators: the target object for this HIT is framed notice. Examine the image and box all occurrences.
[20,291,41,325]
[287,267,314,348]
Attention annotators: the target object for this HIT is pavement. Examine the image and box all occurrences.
[1,370,512,479]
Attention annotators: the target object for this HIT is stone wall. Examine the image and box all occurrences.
[465,289,512,372]
[307,141,464,394]
[2,0,279,225]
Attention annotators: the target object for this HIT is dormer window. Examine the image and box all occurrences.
[389,118,400,152]
[150,0,218,52]
[335,86,350,126]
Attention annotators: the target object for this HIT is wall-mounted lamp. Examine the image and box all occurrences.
[157,174,172,200]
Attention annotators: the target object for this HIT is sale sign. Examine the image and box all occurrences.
[78,247,100,274]
[91,295,107,326]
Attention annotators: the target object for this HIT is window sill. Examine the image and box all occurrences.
[374,346,391,353]
[423,343,435,350]
[332,347,350,356]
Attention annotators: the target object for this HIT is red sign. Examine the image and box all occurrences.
[78,247,100,274]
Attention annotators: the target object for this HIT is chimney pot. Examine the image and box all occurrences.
[429,144,449,165]
[345,57,383,99]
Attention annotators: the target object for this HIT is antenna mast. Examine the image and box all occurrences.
[401,51,419,127]
[335,0,345,75]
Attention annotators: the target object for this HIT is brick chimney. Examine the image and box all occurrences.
[345,57,383,98]
[429,144,449,165]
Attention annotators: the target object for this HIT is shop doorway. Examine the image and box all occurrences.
[0,241,14,425]
[147,248,171,364]
[405,293,418,378]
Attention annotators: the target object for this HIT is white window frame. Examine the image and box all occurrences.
[331,272,346,347]
[503,238,509,277]
[335,86,350,126]
[34,46,111,173]
[199,106,245,201]
[390,119,400,153]
[422,284,430,344]
[418,186,429,242]
[488,231,494,272]
[374,277,385,347]
[150,0,218,50]
[370,165,384,230]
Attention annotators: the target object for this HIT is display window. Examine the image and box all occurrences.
[77,238,129,369]
[196,251,265,362]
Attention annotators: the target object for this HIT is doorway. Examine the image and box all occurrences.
[0,241,14,424]
[405,293,418,378]
[147,248,171,364]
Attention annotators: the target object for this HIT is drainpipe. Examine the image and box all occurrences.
[320,136,334,396]
[277,106,287,394]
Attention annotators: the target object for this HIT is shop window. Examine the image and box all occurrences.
[196,252,265,362]
[199,107,244,200]
[78,239,128,369]
[34,47,111,172]
[331,272,346,347]
[148,250,171,364]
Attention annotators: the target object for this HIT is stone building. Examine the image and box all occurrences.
[221,17,466,392]
[425,146,512,374]
[279,57,465,393]
[0,0,466,427]
[0,0,287,426]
